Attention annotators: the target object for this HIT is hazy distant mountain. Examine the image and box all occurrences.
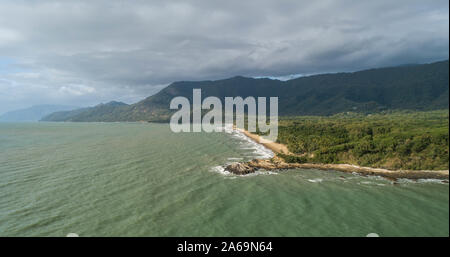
[41,101,129,122]
[42,60,449,122]
[0,105,79,122]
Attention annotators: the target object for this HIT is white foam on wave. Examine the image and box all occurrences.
[240,170,279,177]
[359,181,386,186]
[307,178,323,183]
[210,165,231,176]
[396,178,449,184]
[417,179,448,184]
[226,127,274,159]
[210,124,275,178]
[210,165,278,178]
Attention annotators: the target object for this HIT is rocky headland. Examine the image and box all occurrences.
[226,130,449,181]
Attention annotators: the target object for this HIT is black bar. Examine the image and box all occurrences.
[1,237,448,256]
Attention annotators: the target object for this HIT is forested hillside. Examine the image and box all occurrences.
[42,60,449,122]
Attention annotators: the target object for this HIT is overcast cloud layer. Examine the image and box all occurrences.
[0,0,448,114]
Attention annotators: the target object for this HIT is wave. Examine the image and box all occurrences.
[210,165,278,178]
[223,124,274,159]
[210,165,231,176]
[396,178,449,184]
[209,125,276,178]
[359,181,386,186]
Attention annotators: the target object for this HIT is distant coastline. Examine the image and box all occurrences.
[227,128,449,181]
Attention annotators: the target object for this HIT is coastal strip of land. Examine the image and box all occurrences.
[227,128,449,181]
[235,128,292,155]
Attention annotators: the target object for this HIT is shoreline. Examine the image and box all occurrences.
[235,128,292,155]
[228,128,449,181]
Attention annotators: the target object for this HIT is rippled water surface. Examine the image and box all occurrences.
[0,123,448,236]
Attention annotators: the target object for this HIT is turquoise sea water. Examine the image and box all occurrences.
[0,122,448,236]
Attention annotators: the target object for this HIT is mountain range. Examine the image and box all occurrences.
[0,105,78,122]
[41,60,449,122]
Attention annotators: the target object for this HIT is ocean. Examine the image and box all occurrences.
[0,122,448,236]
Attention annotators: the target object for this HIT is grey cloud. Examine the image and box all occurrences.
[0,0,448,114]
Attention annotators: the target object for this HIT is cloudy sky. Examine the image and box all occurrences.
[0,0,448,114]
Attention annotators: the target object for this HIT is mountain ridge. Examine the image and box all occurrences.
[42,101,129,122]
[0,105,79,122]
[41,60,449,122]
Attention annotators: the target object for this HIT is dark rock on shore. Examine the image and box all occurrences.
[225,162,255,175]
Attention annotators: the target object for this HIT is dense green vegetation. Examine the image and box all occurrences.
[274,110,449,170]
[42,60,448,122]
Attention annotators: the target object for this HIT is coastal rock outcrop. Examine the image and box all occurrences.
[225,162,255,175]
[225,157,295,175]
[224,156,449,181]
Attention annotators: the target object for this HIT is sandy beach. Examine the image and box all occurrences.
[235,128,292,154]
